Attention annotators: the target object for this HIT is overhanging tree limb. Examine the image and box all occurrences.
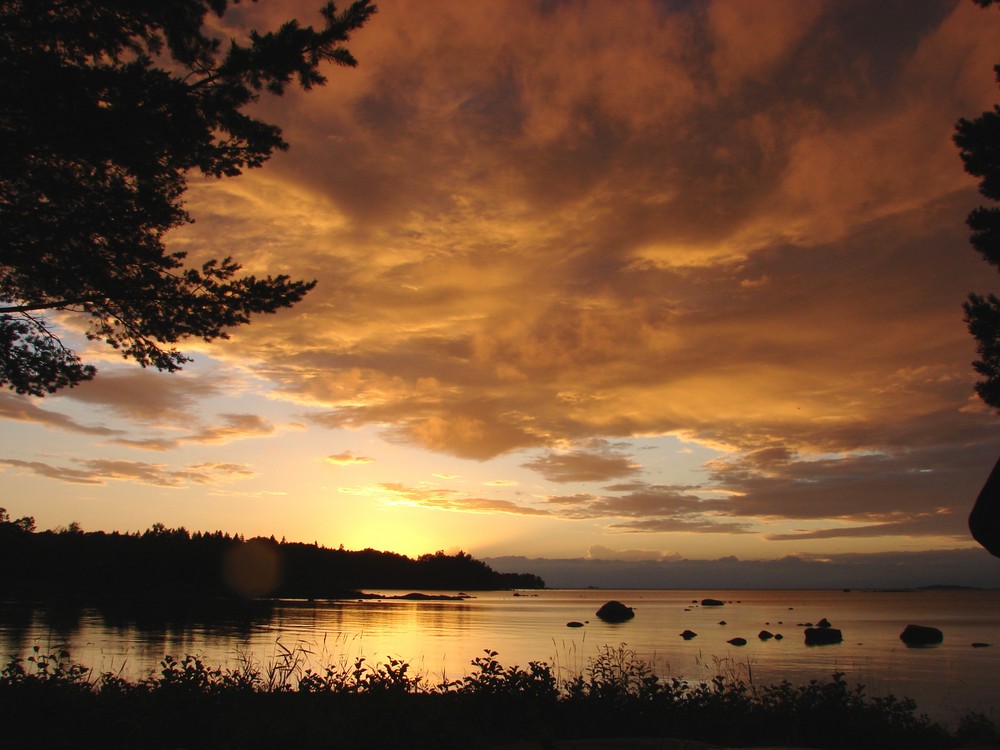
[0,0,376,396]
[0,300,106,314]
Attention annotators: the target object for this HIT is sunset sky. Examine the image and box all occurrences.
[4,0,1000,585]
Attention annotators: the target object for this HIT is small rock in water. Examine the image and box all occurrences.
[899,624,943,646]
[727,637,747,646]
[718,620,727,625]
[774,633,784,640]
[567,621,585,628]
[817,618,832,629]
[758,630,774,640]
[701,598,725,607]
[680,629,698,640]
[972,642,992,648]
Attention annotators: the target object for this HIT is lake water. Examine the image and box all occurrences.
[2,588,998,724]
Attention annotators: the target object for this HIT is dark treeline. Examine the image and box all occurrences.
[0,510,544,603]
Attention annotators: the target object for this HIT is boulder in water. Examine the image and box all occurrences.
[701,598,725,606]
[680,629,698,640]
[900,624,943,646]
[805,627,843,645]
[758,630,774,640]
[727,637,747,646]
[596,600,635,623]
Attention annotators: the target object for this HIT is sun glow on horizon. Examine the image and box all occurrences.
[2,1,1000,585]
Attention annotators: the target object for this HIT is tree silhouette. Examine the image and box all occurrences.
[0,520,545,601]
[960,0,1000,555]
[0,0,376,396]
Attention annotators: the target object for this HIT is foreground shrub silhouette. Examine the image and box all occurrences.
[0,644,979,749]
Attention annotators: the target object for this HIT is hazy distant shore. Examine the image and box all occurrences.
[483,548,1000,590]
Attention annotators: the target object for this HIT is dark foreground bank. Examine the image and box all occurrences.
[2,645,997,750]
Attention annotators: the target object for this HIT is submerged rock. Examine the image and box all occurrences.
[596,600,635,623]
[972,642,992,648]
[394,592,466,601]
[900,624,943,646]
[805,627,843,645]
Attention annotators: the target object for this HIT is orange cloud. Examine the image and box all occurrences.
[55,370,224,421]
[0,458,253,487]
[0,393,120,436]
[325,451,375,465]
[113,414,277,451]
[341,482,551,517]
[6,1,1000,556]
[708,0,825,91]
[523,443,640,483]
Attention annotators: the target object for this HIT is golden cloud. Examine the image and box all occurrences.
[0,458,254,488]
[8,1,1000,551]
[325,451,375,465]
[340,482,551,516]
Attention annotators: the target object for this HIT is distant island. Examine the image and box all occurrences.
[0,512,545,604]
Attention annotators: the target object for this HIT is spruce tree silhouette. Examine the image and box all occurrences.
[959,0,1000,555]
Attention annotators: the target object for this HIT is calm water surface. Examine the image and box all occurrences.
[3,588,999,723]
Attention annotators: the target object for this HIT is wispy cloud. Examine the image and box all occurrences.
[523,442,641,483]
[0,393,121,436]
[341,483,552,517]
[0,459,105,485]
[538,484,754,535]
[325,451,375,465]
[0,458,254,487]
[587,544,682,562]
[54,370,225,421]
[112,414,278,451]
